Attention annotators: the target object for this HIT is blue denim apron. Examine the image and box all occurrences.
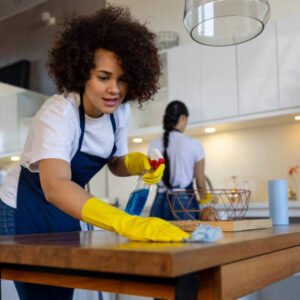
[150,182,199,220]
[14,98,116,300]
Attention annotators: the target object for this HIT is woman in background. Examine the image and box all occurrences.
[149,100,206,220]
[0,7,189,300]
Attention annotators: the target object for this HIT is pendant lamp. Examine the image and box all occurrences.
[183,0,271,46]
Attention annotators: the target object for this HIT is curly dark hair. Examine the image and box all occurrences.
[47,5,161,104]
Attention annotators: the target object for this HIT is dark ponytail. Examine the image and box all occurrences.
[162,100,189,189]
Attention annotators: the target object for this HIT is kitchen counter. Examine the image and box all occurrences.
[143,201,300,219]
[245,201,300,218]
[2,226,300,299]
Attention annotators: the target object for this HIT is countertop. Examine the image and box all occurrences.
[143,201,300,218]
[245,201,300,218]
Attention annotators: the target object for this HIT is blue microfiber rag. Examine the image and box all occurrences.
[184,224,223,243]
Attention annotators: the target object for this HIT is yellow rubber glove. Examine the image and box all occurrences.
[124,152,151,175]
[81,197,190,242]
[124,152,165,185]
[143,164,165,185]
[198,193,213,205]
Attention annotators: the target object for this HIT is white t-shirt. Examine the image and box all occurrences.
[0,92,130,208]
[148,131,205,190]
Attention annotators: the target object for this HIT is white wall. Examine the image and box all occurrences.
[199,122,300,201]
[108,0,191,44]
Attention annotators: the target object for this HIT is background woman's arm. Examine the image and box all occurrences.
[194,159,206,199]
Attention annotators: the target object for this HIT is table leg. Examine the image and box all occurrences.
[197,268,221,300]
[175,273,198,300]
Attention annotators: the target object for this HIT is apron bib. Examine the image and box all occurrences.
[16,98,117,234]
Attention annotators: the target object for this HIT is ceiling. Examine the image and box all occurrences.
[2,0,300,23]
[0,0,47,22]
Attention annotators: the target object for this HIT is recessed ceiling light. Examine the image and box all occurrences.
[204,127,216,134]
[132,137,143,143]
[294,115,300,121]
[10,156,20,162]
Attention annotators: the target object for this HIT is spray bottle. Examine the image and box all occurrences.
[125,149,164,216]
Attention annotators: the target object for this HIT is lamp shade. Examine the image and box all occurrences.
[184,0,271,46]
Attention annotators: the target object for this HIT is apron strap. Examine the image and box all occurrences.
[78,93,85,152]
[108,113,117,157]
[110,114,116,132]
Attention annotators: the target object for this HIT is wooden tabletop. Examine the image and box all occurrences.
[1,225,300,278]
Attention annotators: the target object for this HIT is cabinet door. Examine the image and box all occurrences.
[167,43,203,123]
[127,52,168,134]
[199,44,238,121]
[0,94,19,153]
[277,15,300,108]
[237,21,279,115]
[0,84,47,156]
[168,43,238,123]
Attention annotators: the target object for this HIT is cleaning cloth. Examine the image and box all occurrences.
[184,224,223,243]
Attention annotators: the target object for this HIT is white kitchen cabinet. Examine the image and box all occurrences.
[199,44,238,121]
[237,21,279,115]
[129,43,204,136]
[0,92,19,154]
[168,42,238,124]
[0,82,47,157]
[277,15,300,109]
[128,13,300,139]
[127,51,168,137]
[167,43,203,123]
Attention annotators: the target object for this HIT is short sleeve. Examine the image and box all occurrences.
[148,139,163,156]
[193,139,205,162]
[21,95,80,171]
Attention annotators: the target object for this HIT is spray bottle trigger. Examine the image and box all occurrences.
[149,148,165,169]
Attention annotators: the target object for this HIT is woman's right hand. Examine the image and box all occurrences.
[81,197,190,242]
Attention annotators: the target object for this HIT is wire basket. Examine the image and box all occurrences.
[167,189,251,221]
[155,31,179,51]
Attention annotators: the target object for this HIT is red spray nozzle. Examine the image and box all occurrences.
[149,149,165,169]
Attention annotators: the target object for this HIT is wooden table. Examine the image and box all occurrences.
[1,225,300,300]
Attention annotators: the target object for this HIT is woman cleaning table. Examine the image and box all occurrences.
[0,6,189,300]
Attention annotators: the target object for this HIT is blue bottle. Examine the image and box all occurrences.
[125,178,150,215]
[125,149,164,216]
